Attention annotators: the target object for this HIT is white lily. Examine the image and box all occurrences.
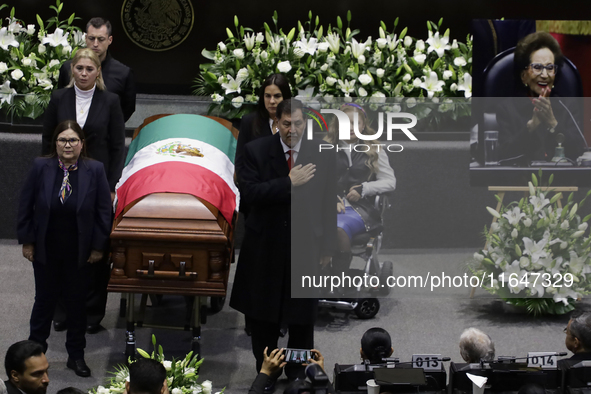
[522,237,548,263]
[0,80,16,105]
[553,286,579,306]
[457,73,472,98]
[426,31,450,57]
[529,193,550,213]
[268,35,282,54]
[243,33,255,50]
[295,86,315,100]
[41,28,69,47]
[502,207,525,226]
[221,75,241,95]
[420,72,444,99]
[337,79,356,96]
[0,27,19,50]
[295,36,318,56]
[350,38,368,59]
[325,33,340,54]
[568,251,589,275]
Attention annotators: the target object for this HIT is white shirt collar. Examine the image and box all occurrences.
[280,136,302,154]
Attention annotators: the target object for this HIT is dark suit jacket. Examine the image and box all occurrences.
[230,133,336,324]
[4,380,20,394]
[497,95,586,163]
[58,52,136,121]
[42,87,125,191]
[17,157,112,267]
[235,111,273,192]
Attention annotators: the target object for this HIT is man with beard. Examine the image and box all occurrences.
[4,341,49,394]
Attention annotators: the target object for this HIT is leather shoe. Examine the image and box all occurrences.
[53,321,66,332]
[67,358,91,377]
[86,324,102,334]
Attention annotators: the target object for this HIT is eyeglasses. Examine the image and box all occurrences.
[528,63,558,76]
[57,138,81,147]
[563,327,568,333]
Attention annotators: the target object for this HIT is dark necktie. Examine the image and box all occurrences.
[287,149,293,170]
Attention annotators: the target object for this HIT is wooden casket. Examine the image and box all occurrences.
[108,114,238,298]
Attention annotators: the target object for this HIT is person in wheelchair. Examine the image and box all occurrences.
[324,103,396,278]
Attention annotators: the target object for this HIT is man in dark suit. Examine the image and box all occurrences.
[559,312,591,369]
[3,341,49,394]
[230,99,336,388]
[58,17,136,122]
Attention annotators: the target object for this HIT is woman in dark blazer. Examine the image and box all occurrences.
[42,48,125,194]
[42,48,124,334]
[18,120,112,377]
[235,73,292,186]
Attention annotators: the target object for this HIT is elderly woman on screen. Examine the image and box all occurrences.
[496,32,585,164]
[18,120,111,377]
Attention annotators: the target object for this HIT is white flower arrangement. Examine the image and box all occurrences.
[471,174,591,315]
[91,335,223,394]
[0,0,85,119]
[194,12,472,122]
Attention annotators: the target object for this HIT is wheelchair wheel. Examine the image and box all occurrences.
[354,298,380,319]
[378,261,394,295]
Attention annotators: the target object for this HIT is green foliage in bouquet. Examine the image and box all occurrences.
[195,11,472,122]
[471,173,591,315]
[91,335,222,394]
[0,0,84,119]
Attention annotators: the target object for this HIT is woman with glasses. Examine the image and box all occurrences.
[496,32,585,164]
[17,120,112,378]
[42,48,124,336]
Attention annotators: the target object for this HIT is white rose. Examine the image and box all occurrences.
[218,42,227,52]
[63,45,72,54]
[11,69,24,80]
[232,96,244,108]
[392,104,401,112]
[233,48,245,59]
[376,68,385,78]
[406,97,416,108]
[358,74,372,86]
[201,380,213,394]
[450,83,458,92]
[413,54,426,65]
[320,64,328,72]
[211,93,223,103]
[473,253,484,262]
[413,78,421,88]
[162,361,172,371]
[357,55,365,65]
[443,70,453,80]
[454,57,467,67]
[326,76,337,86]
[402,73,411,83]
[416,39,425,51]
[404,36,412,47]
[27,24,35,35]
[260,51,268,60]
[578,222,588,231]
[511,228,518,238]
[318,42,329,52]
[23,58,32,67]
[217,75,225,84]
[48,59,60,68]
[277,61,292,73]
[370,91,386,103]
[256,32,264,43]
[358,87,368,97]
[519,257,529,268]
[0,62,8,73]
[38,44,46,54]
[561,220,569,230]
[451,39,458,49]
[172,389,182,394]
[523,218,532,227]
[376,38,387,49]
[236,67,249,81]
[560,241,568,249]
